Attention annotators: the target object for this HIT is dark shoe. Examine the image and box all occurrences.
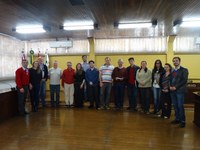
[24,111,29,115]
[179,122,186,128]
[105,106,110,110]
[126,107,131,110]
[88,105,94,109]
[146,111,150,115]
[171,120,180,124]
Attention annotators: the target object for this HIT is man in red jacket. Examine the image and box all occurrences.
[15,59,30,116]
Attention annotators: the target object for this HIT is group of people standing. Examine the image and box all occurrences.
[15,55,188,128]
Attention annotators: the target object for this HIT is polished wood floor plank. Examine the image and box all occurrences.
[0,108,200,150]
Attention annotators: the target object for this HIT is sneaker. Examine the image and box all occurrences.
[146,111,150,115]
[171,120,180,124]
[105,106,110,110]
[163,116,168,119]
[98,107,104,110]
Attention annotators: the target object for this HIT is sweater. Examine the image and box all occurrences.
[112,67,127,84]
[85,68,99,86]
[15,67,29,89]
[62,68,75,86]
[136,69,152,88]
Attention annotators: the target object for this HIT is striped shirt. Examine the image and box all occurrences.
[100,65,114,83]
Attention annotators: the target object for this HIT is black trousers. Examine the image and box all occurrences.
[30,84,40,112]
[17,86,28,115]
[87,84,99,108]
[74,83,84,107]
[161,91,171,118]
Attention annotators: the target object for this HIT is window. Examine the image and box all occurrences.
[173,36,200,53]
[0,34,24,79]
[95,37,167,54]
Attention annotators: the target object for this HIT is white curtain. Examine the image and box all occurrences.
[95,37,167,54]
[0,35,24,79]
[173,36,200,52]
[26,39,89,55]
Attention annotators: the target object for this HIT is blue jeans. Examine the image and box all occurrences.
[50,85,60,107]
[170,91,186,123]
[39,80,46,107]
[114,83,125,108]
[100,82,112,107]
[127,83,137,109]
[152,87,161,113]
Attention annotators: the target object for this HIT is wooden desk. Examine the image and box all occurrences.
[0,90,18,121]
[186,83,200,104]
[193,91,200,127]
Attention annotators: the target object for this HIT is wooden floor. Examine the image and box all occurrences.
[0,106,200,150]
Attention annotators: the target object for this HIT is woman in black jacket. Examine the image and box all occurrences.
[29,61,42,112]
[74,63,85,108]
[160,63,172,119]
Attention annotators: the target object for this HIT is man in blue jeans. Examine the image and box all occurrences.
[38,57,48,107]
[49,60,62,107]
[170,57,188,128]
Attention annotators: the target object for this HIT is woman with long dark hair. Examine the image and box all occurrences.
[136,61,152,114]
[29,61,42,112]
[74,63,85,107]
[160,63,172,119]
[152,59,164,114]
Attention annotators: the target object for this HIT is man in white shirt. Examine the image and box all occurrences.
[48,60,62,107]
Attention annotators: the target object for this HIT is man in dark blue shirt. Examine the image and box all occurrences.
[85,60,99,109]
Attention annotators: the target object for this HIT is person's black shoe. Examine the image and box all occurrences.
[127,107,132,110]
[171,120,180,124]
[88,105,94,109]
[24,112,29,115]
[179,122,186,128]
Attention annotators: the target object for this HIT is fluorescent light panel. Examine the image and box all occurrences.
[63,25,94,30]
[16,25,46,34]
[180,20,200,27]
[118,22,152,29]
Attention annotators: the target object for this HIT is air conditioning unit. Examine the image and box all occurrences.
[195,37,200,45]
[49,40,73,48]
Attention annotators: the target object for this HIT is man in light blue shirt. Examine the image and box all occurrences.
[81,55,90,101]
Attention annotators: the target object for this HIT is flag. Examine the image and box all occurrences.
[44,50,49,67]
[21,49,26,61]
[38,48,40,58]
[30,49,34,65]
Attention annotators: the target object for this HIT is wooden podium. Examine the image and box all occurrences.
[0,90,18,121]
[193,91,200,127]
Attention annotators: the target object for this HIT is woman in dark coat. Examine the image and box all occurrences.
[74,63,85,108]
[29,61,42,112]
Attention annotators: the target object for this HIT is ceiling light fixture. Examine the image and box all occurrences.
[13,25,47,34]
[115,20,157,29]
[63,25,94,30]
[174,19,200,28]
